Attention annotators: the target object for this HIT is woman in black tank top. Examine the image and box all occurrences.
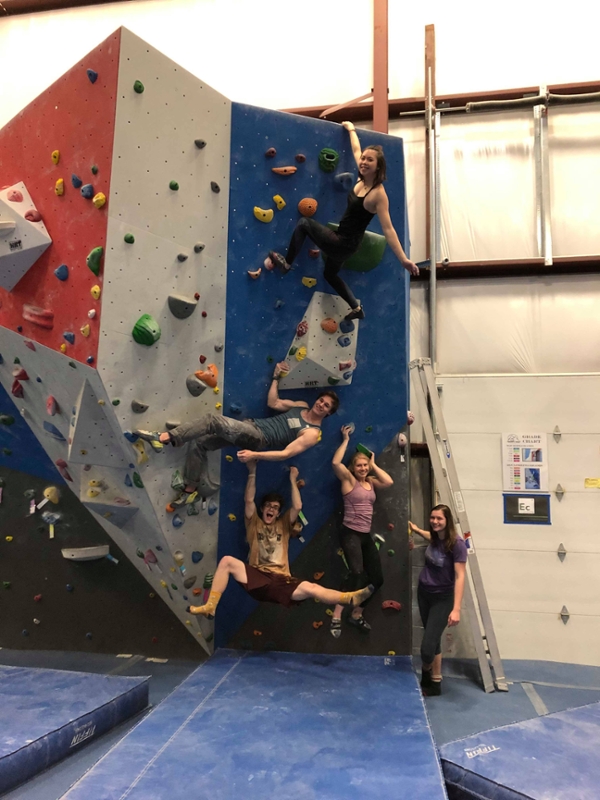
[266,122,419,321]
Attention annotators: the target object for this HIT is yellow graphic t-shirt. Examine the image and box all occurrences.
[245,509,292,576]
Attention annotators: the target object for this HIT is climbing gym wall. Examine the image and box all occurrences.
[217,105,411,652]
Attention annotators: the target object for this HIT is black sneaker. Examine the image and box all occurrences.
[268,251,291,273]
[347,615,371,633]
[344,306,365,321]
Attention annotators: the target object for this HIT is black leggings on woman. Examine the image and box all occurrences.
[417,585,455,665]
[339,525,384,608]
[285,218,360,309]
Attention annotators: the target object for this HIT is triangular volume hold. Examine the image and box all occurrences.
[68,380,131,468]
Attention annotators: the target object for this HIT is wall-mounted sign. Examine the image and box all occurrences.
[502,432,548,492]
[503,493,551,525]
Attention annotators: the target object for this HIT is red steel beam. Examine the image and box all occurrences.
[372,0,389,133]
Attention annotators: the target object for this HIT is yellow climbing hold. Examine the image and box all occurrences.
[90,285,101,300]
[326,608,334,616]
[186,619,192,625]
[215,402,222,409]
[55,178,64,196]
[213,387,220,394]
[60,343,67,353]
[388,651,396,656]
[80,324,90,338]
[273,194,286,211]
[228,513,237,522]
[97,399,105,406]
[51,150,60,164]
[92,192,106,208]
[317,429,322,443]
[5,536,13,542]
[302,277,317,288]
[44,486,59,504]
[225,455,233,462]
[253,206,274,223]
[87,488,100,498]
[80,449,87,455]
[132,440,148,464]
[295,346,307,362]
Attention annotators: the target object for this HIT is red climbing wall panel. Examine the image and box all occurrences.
[0,31,121,365]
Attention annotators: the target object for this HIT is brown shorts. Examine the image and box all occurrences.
[243,565,301,607]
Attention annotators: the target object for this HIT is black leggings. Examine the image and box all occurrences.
[285,218,360,309]
[339,525,384,608]
[417,585,455,666]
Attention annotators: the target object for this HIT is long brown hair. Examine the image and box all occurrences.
[429,504,458,552]
[359,145,387,187]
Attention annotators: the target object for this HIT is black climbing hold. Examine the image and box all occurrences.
[186,374,206,397]
[177,253,188,262]
[194,139,207,149]
[210,181,220,193]
[168,294,198,320]
[194,242,205,253]
[87,69,98,84]
[91,164,98,174]
[131,399,149,414]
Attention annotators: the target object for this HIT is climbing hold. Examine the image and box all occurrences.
[194,242,205,253]
[253,207,274,223]
[133,80,144,93]
[230,403,242,415]
[337,335,351,347]
[51,150,60,164]
[211,181,220,193]
[92,192,106,208]
[328,377,340,385]
[398,433,407,448]
[90,285,101,300]
[69,361,77,368]
[165,421,180,430]
[320,318,338,334]
[334,172,355,191]
[3,582,11,589]
[2,449,12,456]
[55,179,64,196]
[198,355,207,365]
[34,594,42,602]
[85,632,93,640]
[86,246,104,276]
[111,399,120,406]
[46,396,58,416]
[81,184,94,199]
[11,380,23,398]
[382,600,402,611]
[191,551,204,565]
[201,311,207,318]
[339,319,355,334]
[273,194,286,211]
[22,629,29,637]
[80,323,90,338]
[124,474,133,487]
[124,233,135,244]
[24,341,35,350]
[54,264,69,281]
[215,402,222,409]
[91,164,98,174]
[387,549,395,557]
[296,320,308,337]
[295,346,307,362]
[55,459,72,481]
[295,153,306,163]
[71,174,83,189]
[168,294,197,319]
[274,300,284,310]
[318,148,340,172]
[66,584,74,592]
[313,571,324,580]
[183,576,197,590]
[265,147,276,158]
[312,621,323,629]
[132,314,161,345]
[298,198,318,217]
[307,250,320,261]
[302,277,317,288]
[12,367,29,380]
[247,267,262,279]
[186,374,207,397]
[13,357,19,364]
[338,360,353,372]
[86,356,94,364]
[7,189,22,202]
[272,166,297,175]
[266,355,274,363]
[407,410,415,426]
[0,414,15,425]
[206,499,218,516]
[169,180,179,191]
[172,514,184,528]
[214,342,224,353]
[171,471,184,491]
[43,421,65,440]
[87,68,98,83]
[131,399,149,414]
[63,331,75,345]
[24,209,42,222]
[133,472,144,488]
[288,346,298,356]
[195,364,218,388]
[193,137,208,150]
[228,513,237,522]
[44,486,59,504]
[253,630,262,636]
[388,651,396,656]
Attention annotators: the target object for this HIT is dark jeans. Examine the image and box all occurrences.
[339,525,384,608]
[417,584,455,665]
[285,217,360,309]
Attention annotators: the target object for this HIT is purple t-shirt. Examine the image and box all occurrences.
[419,536,468,593]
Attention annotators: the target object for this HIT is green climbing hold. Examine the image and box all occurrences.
[133,472,144,488]
[132,314,161,346]
[387,549,395,557]
[133,80,144,94]
[69,361,77,369]
[171,470,184,491]
[319,147,340,172]
[124,233,135,244]
[91,164,98,175]
[13,357,20,364]
[169,180,179,191]
[266,355,274,363]
[112,399,120,406]
[171,583,177,590]
[288,346,298,356]
[136,548,145,558]
[187,503,199,516]
[0,414,15,426]
[328,377,340,385]
[2,448,12,456]
[365,425,373,433]
[3,582,11,589]
[86,246,104,276]
[326,224,386,272]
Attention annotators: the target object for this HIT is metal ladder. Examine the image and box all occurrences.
[410,357,508,692]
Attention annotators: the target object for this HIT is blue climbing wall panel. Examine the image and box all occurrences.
[217,104,410,646]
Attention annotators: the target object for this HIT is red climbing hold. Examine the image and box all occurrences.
[22,305,54,329]
[387,523,395,531]
[381,600,402,611]
[12,367,29,380]
[308,249,320,259]
[296,321,308,337]
[7,190,23,203]
[24,341,36,351]
[295,154,306,163]
[199,354,206,364]
[313,571,324,580]
[24,209,42,222]
[312,621,323,629]
[11,380,23,398]
[265,147,276,158]
[34,594,42,602]
[46,396,58,415]
[55,458,72,481]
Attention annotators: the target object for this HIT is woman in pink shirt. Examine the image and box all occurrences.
[330,425,393,637]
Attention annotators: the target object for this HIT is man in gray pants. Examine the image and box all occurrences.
[134,361,339,501]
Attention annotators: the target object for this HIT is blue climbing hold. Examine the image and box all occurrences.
[71,174,83,189]
[343,371,353,381]
[54,264,69,281]
[208,499,218,516]
[22,629,29,637]
[172,513,184,528]
[337,335,351,347]
[155,545,163,551]
[192,551,204,563]
[43,421,65,441]
[334,171,355,191]
[87,68,98,84]
[66,584,74,592]
[81,184,94,199]
[274,299,284,309]
[124,474,133,487]
[230,402,242,415]
[123,431,139,443]
[36,377,42,383]
[339,319,355,334]
[63,331,75,345]
[86,632,93,640]
[86,356,94,364]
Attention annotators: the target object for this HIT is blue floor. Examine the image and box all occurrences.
[62,650,446,800]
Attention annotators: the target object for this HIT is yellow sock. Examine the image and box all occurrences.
[339,585,374,607]
[187,590,222,618]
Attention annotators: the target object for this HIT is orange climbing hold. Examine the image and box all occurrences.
[313,571,324,580]
[271,166,297,175]
[247,268,261,279]
[320,318,338,334]
[195,363,218,388]
[298,198,318,217]
[312,621,323,629]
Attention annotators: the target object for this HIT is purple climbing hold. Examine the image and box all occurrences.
[337,335,351,347]
[87,69,98,84]
[54,264,69,281]
[71,174,83,189]
[339,319,355,334]
[81,184,94,199]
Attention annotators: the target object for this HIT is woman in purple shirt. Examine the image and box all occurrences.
[409,505,467,696]
[330,425,393,637]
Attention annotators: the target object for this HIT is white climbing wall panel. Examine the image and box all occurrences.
[279,291,359,390]
[0,183,52,292]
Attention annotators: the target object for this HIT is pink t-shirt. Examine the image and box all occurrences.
[342,481,376,533]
